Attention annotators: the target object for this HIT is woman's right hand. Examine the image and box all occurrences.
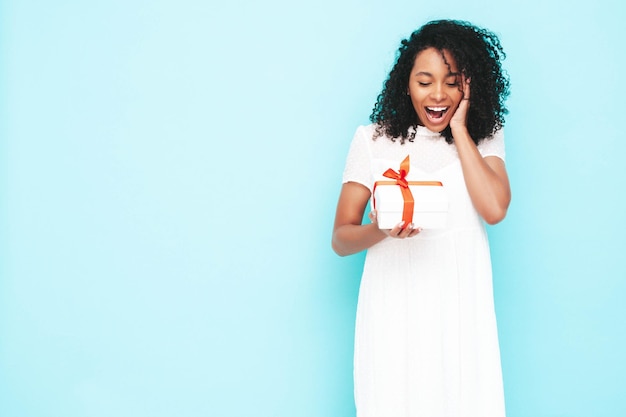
[369,210,422,239]
[332,182,423,256]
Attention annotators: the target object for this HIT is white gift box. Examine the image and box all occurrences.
[373,181,449,229]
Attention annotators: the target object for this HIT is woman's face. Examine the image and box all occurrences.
[407,47,464,132]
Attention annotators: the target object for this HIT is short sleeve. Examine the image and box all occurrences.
[477,129,506,161]
[342,125,373,191]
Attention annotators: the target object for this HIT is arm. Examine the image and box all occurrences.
[332,182,386,256]
[453,132,511,224]
[332,182,420,256]
[450,79,511,224]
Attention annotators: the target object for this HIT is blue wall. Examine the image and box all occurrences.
[1,1,625,416]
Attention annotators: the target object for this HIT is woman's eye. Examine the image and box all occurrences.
[418,82,431,86]
[446,82,459,87]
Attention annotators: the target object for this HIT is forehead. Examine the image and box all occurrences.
[412,47,459,73]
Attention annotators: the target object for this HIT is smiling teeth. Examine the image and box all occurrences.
[427,107,447,111]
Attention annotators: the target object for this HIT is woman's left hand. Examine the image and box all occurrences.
[449,76,470,132]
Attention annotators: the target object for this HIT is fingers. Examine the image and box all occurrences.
[450,77,470,130]
[462,76,471,100]
[368,210,378,224]
[372,211,422,239]
[389,222,422,239]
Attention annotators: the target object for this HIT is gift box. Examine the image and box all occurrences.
[373,156,449,229]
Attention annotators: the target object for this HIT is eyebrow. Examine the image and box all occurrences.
[415,71,460,77]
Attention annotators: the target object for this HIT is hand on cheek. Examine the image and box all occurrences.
[450,77,471,132]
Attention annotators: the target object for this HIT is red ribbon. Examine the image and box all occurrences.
[383,156,413,228]
[373,156,442,229]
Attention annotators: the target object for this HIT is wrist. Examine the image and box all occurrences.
[450,123,469,136]
[451,125,472,144]
[367,222,386,237]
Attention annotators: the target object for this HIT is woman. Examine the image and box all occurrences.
[332,20,511,417]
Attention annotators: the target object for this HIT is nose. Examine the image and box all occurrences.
[430,84,447,101]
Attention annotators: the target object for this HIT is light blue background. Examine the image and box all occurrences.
[1,1,625,416]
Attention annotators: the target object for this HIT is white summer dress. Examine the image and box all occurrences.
[342,124,506,417]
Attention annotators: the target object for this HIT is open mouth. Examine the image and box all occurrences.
[425,106,449,123]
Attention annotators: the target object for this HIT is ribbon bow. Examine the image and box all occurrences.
[382,155,411,188]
